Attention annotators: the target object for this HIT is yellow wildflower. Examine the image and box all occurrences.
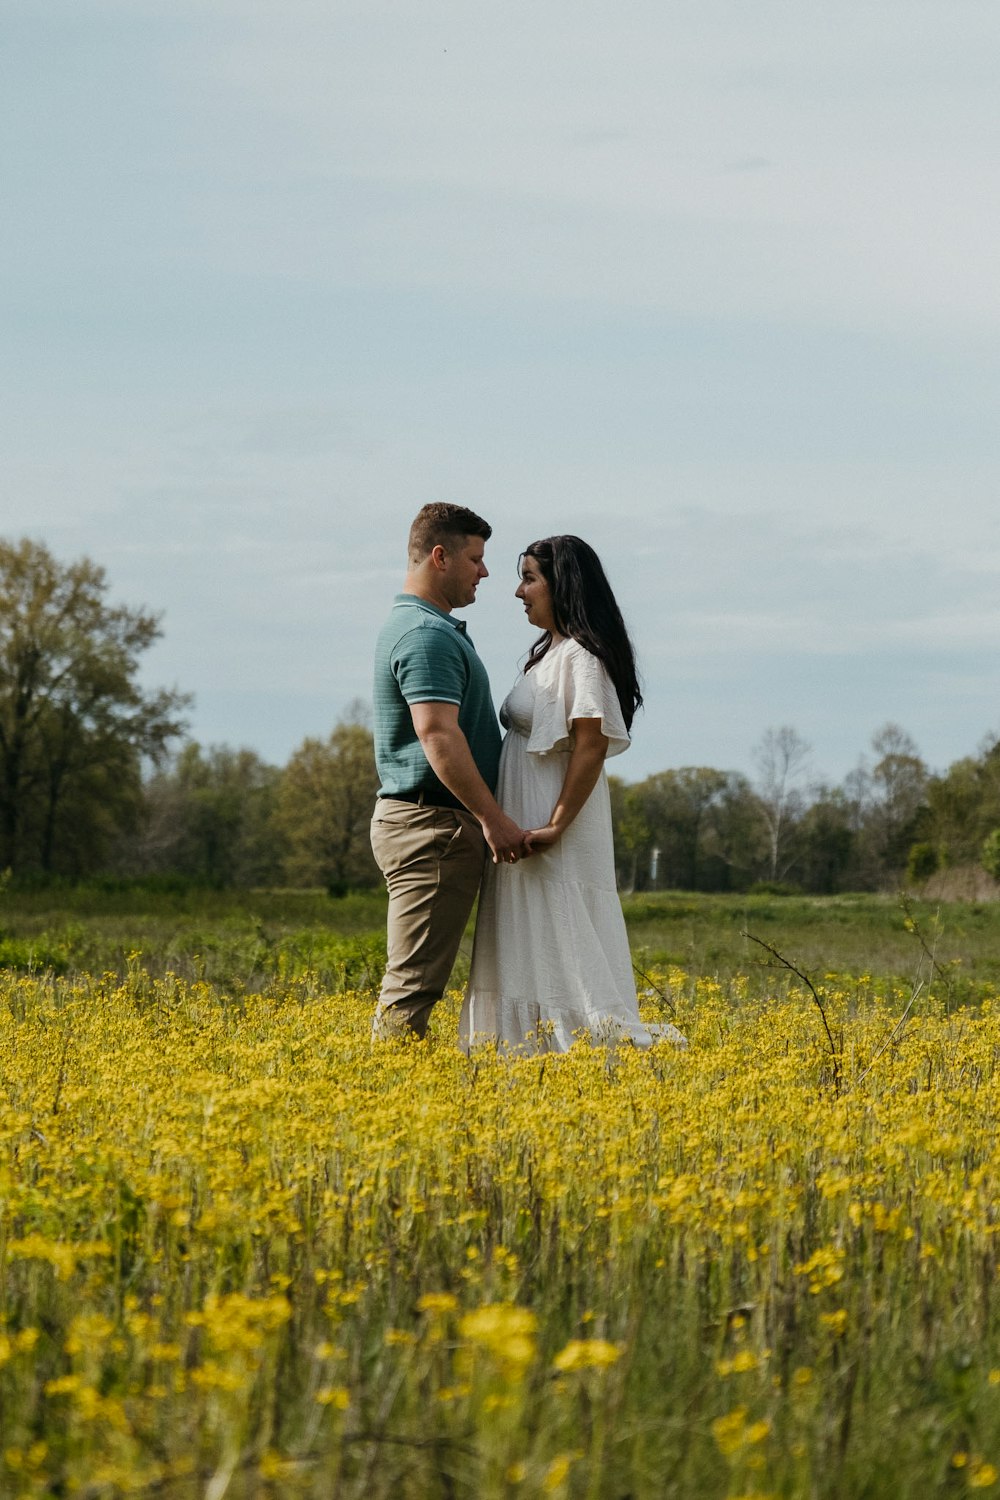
[552,1339,622,1372]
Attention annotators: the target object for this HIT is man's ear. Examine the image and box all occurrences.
[429,543,449,570]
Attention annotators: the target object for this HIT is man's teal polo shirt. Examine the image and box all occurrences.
[372,594,501,802]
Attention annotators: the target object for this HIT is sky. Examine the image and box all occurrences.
[3,1,999,787]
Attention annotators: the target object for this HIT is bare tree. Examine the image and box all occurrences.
[753,725,812,880]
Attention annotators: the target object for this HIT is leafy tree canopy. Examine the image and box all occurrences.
[0,537,190,875]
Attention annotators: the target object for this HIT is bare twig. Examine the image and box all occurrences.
[342,1430,477,1455]
[632,961,678,1016]
[898,893,951,996]
[853,981,922,1089]
[741,929,842,1094]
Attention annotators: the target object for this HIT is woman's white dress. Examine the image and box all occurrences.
[460,638,685,1053]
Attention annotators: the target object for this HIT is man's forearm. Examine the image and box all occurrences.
[418,724,501,821]
[411,704,526,862]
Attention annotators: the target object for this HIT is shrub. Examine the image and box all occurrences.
[981,828,1000,881]
[907,841,940,883]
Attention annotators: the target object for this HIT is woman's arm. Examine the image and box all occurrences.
[524,717,609,851]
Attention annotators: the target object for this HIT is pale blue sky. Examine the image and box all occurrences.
[3,1,999,784]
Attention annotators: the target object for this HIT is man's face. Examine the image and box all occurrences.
[439,535,489,609]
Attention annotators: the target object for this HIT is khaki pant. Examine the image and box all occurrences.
[370,799,486,1039]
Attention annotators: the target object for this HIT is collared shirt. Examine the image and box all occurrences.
[372,593,501,801]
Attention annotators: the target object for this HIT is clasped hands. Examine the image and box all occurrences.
[497,823,561,865]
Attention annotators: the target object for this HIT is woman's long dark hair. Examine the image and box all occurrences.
[521,535,643,731]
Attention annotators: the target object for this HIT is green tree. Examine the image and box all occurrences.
[621,768,731,890]
[926,756,985,864]
[980,828,1000,882]
[135,744,283,887]
[797,789,855,893]
[848,724,929,887]
[0,538,189,876]
[703,772,770,890]
[869,723,929,875]
[608,774,636,889]
[908,840,940,884]
[925,737,1000,871]
[276,717,380,892]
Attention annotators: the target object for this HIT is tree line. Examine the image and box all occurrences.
[609,723,927,894]
[3,537,1000,895]
[612,720,1000,896]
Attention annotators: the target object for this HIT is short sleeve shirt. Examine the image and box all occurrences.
[372,594,502,800]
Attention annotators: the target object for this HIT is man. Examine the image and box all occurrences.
[370,503,526,1040]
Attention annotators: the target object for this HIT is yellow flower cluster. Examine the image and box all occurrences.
[1,966,1000,1496]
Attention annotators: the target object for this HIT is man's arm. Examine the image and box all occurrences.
[409,701,526,863]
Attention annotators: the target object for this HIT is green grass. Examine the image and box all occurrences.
[621,889,1000,997]
[2,882,999,1005]
[0,885,390,990]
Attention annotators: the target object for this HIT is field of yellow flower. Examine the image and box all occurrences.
[3,960,1000,1498]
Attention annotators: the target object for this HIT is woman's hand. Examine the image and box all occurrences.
[523,823,561,852]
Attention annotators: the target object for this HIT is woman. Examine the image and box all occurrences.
[460,535,687,1053]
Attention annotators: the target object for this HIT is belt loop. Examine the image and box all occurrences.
[417,789,426,807]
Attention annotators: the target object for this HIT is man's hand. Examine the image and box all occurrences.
[481,808,531,865]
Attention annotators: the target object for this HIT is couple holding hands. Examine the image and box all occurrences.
[370,502,686,1054]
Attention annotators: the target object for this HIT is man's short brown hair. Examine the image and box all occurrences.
[408,503,492,565]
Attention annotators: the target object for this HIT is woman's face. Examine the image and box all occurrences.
[515,554,557,633]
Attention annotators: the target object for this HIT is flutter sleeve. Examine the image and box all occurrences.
[525,639,631,759]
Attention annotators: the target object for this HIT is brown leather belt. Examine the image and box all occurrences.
[384,789,466,811]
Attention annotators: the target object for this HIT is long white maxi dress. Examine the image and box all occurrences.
[460,637,685,1053]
